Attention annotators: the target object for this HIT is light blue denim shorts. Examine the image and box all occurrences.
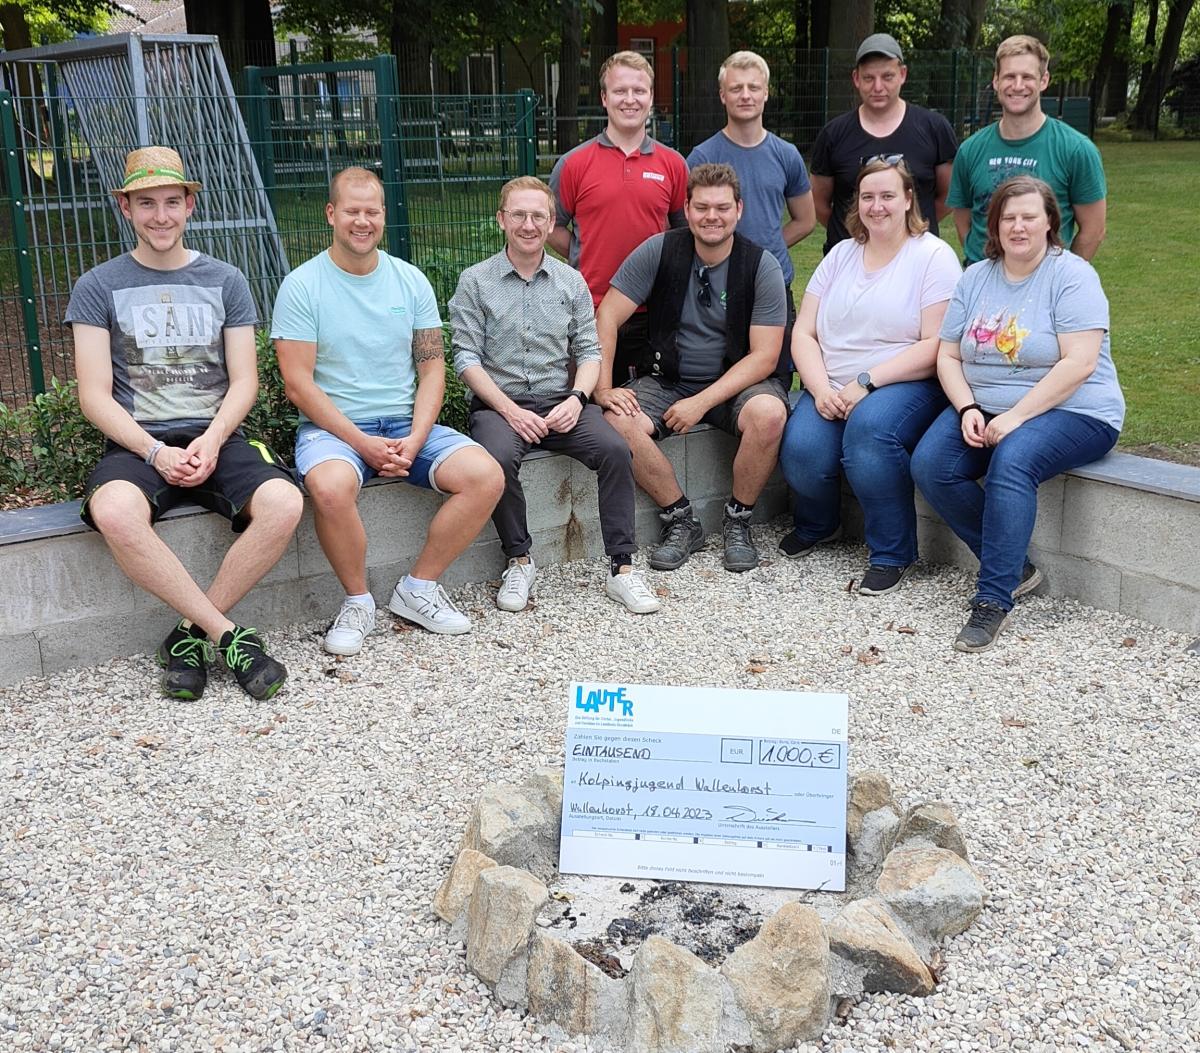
[294,418,478,492]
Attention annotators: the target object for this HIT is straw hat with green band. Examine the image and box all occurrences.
[111,145,202,197]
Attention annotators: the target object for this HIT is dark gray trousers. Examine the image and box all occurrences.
[469,396,636,559]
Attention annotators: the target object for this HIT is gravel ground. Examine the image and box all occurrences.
[2,520,1198,1053]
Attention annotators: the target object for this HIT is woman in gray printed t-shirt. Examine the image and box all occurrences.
[912,175,1125,654]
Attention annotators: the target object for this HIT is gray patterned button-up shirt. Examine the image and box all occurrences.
[449,248,600,397]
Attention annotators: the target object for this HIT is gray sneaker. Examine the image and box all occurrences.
[1012,560,1043,600]
[722,509,759,572]
[953,601,1010,653]
[650,505,705,571]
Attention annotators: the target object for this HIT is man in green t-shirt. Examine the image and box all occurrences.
[949,35,1107,265]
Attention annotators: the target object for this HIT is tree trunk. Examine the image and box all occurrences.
[394,3,433,95]
[1105,2,1134,115]
[811,0,831,48]
[684,0,730,153]
[794,0,810,49]
[556,1,583,153]
[587,0,619,108]
[936,0,987,50]
[1134,0,1160,112]
[595,0,618,55]
[183,0,276,74]
[826,0,873,115]
[1090,1,1126,132]
[1130,0,1196,132]
[827,0,873,53]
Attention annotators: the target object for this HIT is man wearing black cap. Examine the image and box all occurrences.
[809,33,958,255]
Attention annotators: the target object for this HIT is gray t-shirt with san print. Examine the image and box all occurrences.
[65,251,257,428]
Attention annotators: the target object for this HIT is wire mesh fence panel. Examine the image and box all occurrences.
[0,34,287,407]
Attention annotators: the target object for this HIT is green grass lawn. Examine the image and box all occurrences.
[787,140,1200,452]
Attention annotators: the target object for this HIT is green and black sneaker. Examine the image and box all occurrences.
[218,625,287,701]
[157,620,214,700]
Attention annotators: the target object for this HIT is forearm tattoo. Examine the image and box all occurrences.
[412,328,444,363]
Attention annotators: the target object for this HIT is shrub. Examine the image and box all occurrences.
[0,325,474,506]
[0,379,106,501]
[26,377,107,499]
[243,328,301,461]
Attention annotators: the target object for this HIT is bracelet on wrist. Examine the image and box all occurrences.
[957,403,983,421]
[145,440,165,466]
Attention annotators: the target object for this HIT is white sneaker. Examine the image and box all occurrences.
[387,582,472,635]
[497,557,536,612]
[605,570,661,615]
[323,598,376,656]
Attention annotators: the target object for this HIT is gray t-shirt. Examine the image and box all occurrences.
[65,252,257,428]
[940,249,1124,431]
[610,233,786,382]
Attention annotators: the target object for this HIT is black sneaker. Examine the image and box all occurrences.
[650,505,705,571]
[954,601,1010,653]
[218,626,287,700]
[157,620,213,700]
[778,527,841,559]
[858,564,912,596]
[722,509,759,572]
[1012,560,1043,600]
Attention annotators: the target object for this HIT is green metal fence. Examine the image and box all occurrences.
[1,45,1031,408]
[0,75,537,406]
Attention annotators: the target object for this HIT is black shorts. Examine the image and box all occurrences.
[622,374,791,441]
[80,428,298,534]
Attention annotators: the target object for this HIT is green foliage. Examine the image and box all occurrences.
[0,378,105,500]
[244,324,471,460]
[417,218,506,306]
[243,328,301,462]
[440,327,472,435]
[0,401,36,493]
[6,1,111,46]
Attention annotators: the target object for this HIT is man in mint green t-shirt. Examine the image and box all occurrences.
[273,167,503,655]
[949,34,1106,265]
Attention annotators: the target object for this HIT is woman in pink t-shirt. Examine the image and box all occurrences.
[778,157,961,594]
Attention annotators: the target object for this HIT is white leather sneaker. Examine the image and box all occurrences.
[387,582,471,634]
[496,557,536,612]
[605,570,661,614]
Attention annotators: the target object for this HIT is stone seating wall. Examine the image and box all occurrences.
[1,427,1197,686]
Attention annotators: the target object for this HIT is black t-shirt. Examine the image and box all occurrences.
[809,103,958,254]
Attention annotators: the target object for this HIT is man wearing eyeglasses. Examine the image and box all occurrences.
[810,33,957,254]
[548,50,689,382]
[594,163,788,574]
[449,176,660,615]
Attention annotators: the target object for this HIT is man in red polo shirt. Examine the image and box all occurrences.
[549,50,688,381]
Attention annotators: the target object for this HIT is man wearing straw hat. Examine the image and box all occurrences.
[66,146,303,701]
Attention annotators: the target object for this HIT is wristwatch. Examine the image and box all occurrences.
[857,371,876,393]
[569,389,589,407]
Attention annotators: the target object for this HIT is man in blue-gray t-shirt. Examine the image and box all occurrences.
[688,50,814,367]
[66,146,303,702]
[273,167,503,656]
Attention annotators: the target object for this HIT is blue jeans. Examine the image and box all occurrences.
[779,381,947,566]
[294,418,478,491]
[911,406,1118,610]
[782,383,950,568]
